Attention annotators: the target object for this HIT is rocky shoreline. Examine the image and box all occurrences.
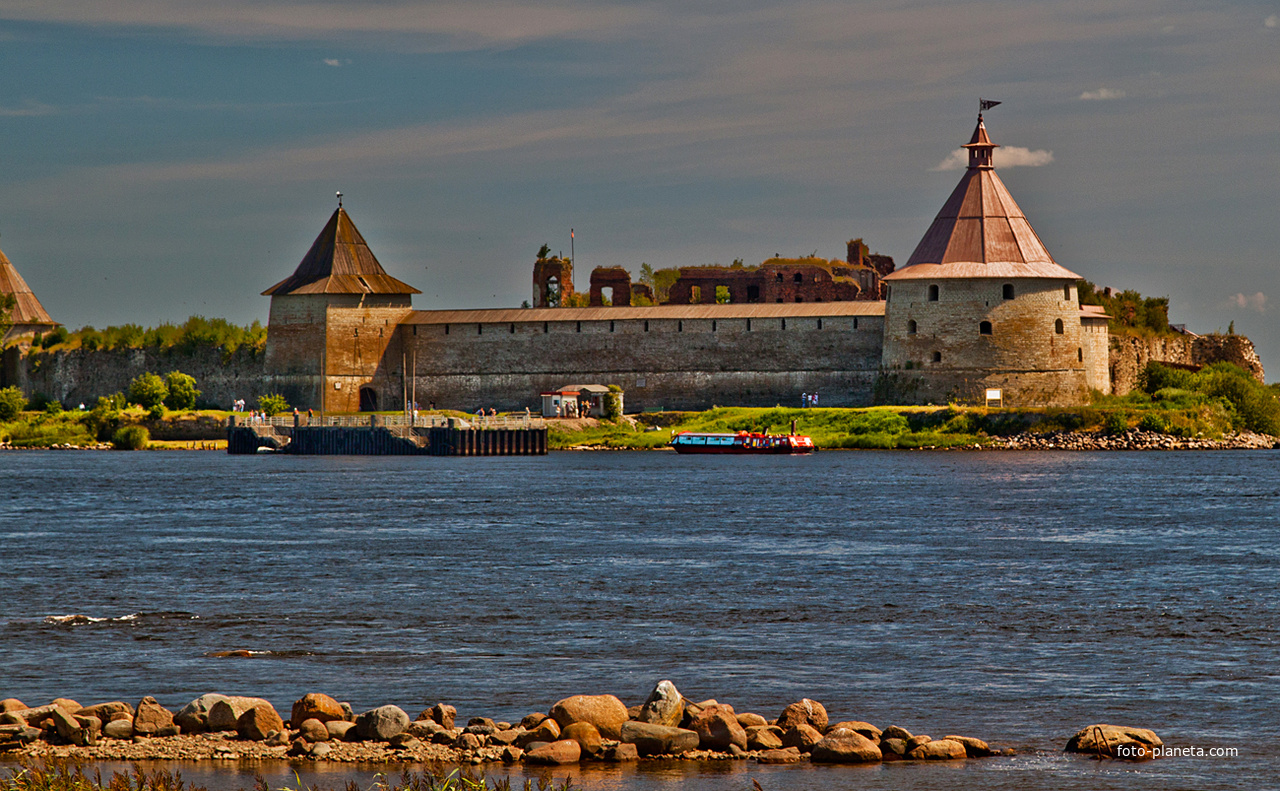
[986,429,1277,451]
[1,686,1161,769]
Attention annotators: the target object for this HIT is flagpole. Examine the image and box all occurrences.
[570,228,575,267]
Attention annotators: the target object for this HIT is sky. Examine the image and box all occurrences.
[0,1,1277,377]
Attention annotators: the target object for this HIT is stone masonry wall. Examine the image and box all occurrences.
[1110,333,1266,395]
[882,278,1097,406]
[16,346,272,409]
[399,313,886,411]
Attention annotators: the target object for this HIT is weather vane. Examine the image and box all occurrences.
[979,98,1002,115]
[336,191,343,208]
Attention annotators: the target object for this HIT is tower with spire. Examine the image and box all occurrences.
[262,202,420,412]
[880,113,1110,405]
[0,245,58,346]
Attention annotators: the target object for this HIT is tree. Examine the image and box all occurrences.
[537,243,551,260]
[257,393,290,415]
[0,386,26,421]
[163,371,200,410]
[127,372,168,411]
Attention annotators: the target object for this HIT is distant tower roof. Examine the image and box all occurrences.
[884,115,1080,281]
[0,247,57,326]
[262,207,421,296]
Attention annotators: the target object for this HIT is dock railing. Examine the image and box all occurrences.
[228,414,545,430]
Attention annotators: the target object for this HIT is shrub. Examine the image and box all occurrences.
[43,399,63,416]
[41,326,69,347]
[128,372,169,410]
[163,371,200,410]
[86,396,122,441]
[603,385,623,421]
[1138,413,1168,433]
[27,392,55,412]
[0,386,26,420]
[1141,362,1195,394]
[111,425,150,450]
[1104,412,1129,435]
[257,393,290,416]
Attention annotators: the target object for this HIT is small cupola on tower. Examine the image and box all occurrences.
[962,114,999,169]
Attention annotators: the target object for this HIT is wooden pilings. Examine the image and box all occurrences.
[425,427,547,456]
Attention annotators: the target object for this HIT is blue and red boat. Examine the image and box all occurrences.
[670,430,816,455]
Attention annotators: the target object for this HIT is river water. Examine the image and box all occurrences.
[2,449,1278,790]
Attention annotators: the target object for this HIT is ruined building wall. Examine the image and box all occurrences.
[1110,333,1266,395]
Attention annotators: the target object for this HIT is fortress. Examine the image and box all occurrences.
[5,114,1263,410]
[262,114,1113,412]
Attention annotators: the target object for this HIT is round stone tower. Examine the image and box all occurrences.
[880,114,1108,406]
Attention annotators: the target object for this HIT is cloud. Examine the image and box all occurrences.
[931,146,1054,171]
[1229,292,1267,313]
[0,1,653,51]
[0,101,56,117]
[1267,15,1278,28]
[323,58,344,67]
[1079,88,1126,100]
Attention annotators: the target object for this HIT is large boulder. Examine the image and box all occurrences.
[208,697,274,732]
[52,698,83,713]
[688,705,747,751]
[620,721,700,756]
[560,722,603,756]
[516,717,561,747]
[418,703,456,729]
[298,718,330,742]
[355,705,409,742]
[907,738,967,760]
[103,719,134,740]
[524,739,581,765]
[1065,724,1162,759]
[51,708,98,746]
[326,721,357,741]
[175,694,230,734]
[736,713,768,728]
[781,723,823,752]
[776,699,828,732]
[77,702,134,724]
[746,725,783,751]
[636,680,684,728]
[550,694,629,740]
[881,725,913,741]
[757,747,804,764]
[829,721,881,740]
[944,735,992,758]
[290,694,345,726]
[0,700,26,714]
[810,730,882,764]
[132,696,174,736]
[237,705,284,741]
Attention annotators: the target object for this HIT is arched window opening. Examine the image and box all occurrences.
[644,320,649,332]
[678,320,683,332]
[932,351,942,363]
[793,273,803,283]
[576,321,581,333]
[477,324,483,335]
[817,318,823,330]
[509,324,515,334]
[1078,347,1084,362]
[711,320,717,332]
[610,321,615,333]
[980,321,993,335]
[1055,318,1064,334]
[795,296,803,303]
[1064,283,1072,300]
[928,284,939,302]
[907,319,918,335]
[1002,283,1014,300]
[358,387,378,412]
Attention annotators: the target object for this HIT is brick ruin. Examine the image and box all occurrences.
[539,237,895,308]
[532,257,575,308]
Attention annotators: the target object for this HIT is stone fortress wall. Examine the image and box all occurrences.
[391,306,887,412]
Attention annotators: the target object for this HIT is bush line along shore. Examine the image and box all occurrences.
[1,684,1163,768]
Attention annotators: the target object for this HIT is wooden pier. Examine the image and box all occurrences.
[226,415,548,456]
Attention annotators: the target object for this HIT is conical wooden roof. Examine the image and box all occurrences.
[885,116,1080,281]
[0,247,56,326]
[263,207,420,296]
